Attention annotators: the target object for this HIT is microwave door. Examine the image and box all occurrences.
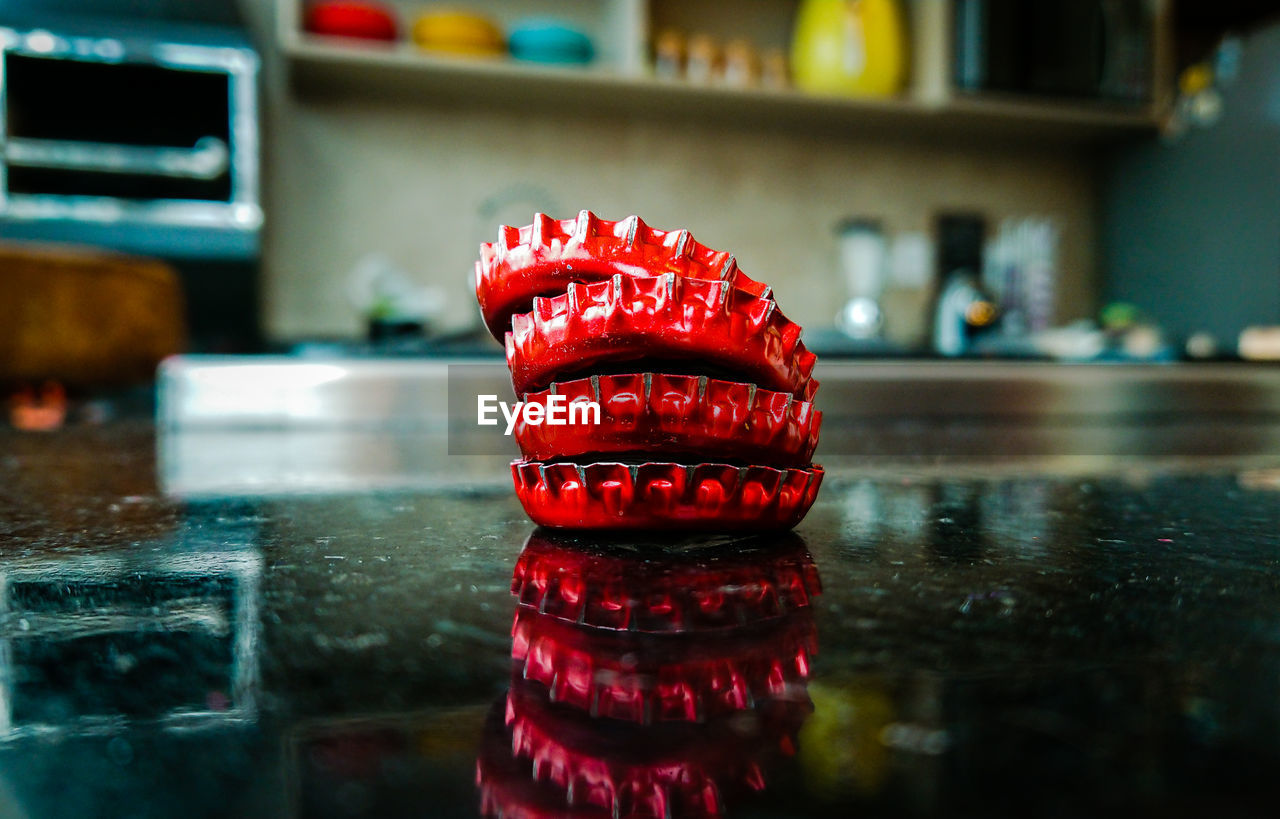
[5,135,230,180]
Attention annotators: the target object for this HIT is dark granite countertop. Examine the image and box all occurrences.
[2,422,1280,818]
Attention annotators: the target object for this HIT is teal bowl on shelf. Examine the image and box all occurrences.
[507,19,594,65]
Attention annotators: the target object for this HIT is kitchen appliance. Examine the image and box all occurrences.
[932,213,998,356]
[0,16,261,258]
[953,0,1153,103]
[834,217,886,339]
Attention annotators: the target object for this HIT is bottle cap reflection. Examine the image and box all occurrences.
[511,530,822,633]
[479,530,822,818]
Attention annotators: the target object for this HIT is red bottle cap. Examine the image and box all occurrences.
[510,608,817,724]
[514,373,821,468]
[511,530,822,633]
[476,211,770,340]
[505,274,818,401]
[511,461,823,531]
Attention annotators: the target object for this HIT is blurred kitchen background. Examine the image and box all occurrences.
[0,0,1277,425]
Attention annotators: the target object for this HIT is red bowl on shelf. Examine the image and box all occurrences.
[305,1,399,42]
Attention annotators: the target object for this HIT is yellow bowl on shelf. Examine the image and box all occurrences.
[411,11,504,57]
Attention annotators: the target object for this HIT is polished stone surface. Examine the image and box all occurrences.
[2,423,1280,817]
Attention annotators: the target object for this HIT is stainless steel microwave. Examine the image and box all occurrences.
[0,21,261,258]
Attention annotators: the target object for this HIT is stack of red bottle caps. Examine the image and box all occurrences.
[475,212,824,530]
[476,531,822,818]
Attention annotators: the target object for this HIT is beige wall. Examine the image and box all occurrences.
[242,4,1098,345]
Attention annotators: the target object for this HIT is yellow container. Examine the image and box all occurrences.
[412,11,504,57]
[791,0,908,98]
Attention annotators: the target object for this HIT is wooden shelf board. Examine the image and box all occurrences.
[284,34,1159,145]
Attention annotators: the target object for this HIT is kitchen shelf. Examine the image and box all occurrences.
[286,36,1157,145]
[278,0,1165,146]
